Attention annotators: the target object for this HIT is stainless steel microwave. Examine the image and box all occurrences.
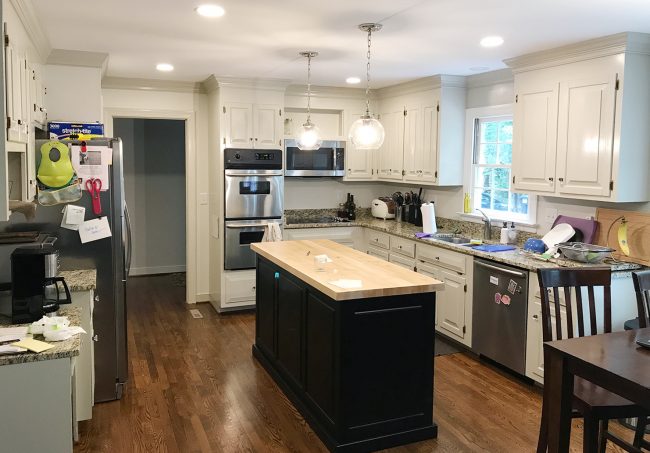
[284,139,345,177]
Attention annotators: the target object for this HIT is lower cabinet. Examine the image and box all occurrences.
[284,227,361,250]
[253,256,437,451]
[70,290,95,422]
[221,270,256,310]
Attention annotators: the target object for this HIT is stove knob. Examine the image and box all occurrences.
[235,153,241,159]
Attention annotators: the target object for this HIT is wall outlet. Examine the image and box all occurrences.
[544,208,558,224]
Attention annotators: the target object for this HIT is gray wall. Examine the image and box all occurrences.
[115,118,186,275]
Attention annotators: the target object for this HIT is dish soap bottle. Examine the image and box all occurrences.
[508,222,517,245]
[463,193,471,213]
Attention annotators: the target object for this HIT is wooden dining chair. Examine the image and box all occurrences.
[633,270,650,328]
[536,267,648,453]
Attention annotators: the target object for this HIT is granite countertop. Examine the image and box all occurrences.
[0,306,82,366]
[284,211,642,275]
[59,269,97,292]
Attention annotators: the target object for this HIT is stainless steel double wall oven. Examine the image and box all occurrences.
[224,148,283,270]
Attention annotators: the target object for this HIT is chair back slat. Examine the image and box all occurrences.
[563,287,574,339]
[537,267,611,341]
[575,288,585,337]
[632,270,650,328]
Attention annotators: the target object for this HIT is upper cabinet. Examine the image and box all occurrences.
[223,102,282,149]
[507,32,650,202]
[361,75,465,186]
[344,112,375,180]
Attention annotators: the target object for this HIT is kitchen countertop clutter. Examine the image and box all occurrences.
[285,209,642,274]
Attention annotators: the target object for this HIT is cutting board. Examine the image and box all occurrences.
[595,208,650,266]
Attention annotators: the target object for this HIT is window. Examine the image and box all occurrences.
[466,107,536,224]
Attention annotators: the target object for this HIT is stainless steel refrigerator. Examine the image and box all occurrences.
[3,138,131,402]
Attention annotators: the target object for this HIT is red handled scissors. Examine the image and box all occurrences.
[85,178,103,215]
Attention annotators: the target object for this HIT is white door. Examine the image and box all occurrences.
[253,104,281,148]
[512,81,559,193]
[402,104,423,182]
[437,268,467,340]
[344,112,374,180]
[224,103,253,148]
[555,75,616,197]
[377,109,404,181]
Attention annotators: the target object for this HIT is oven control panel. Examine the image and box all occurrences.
[224,148,282,169]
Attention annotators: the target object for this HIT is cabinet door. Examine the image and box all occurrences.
[256,261,276,357]
[377,110,404,180]
[5,42,24,143]
[402,104,424,182]
[30,63,45,125]
[19,54,28,140]
[224,103,253,148]
[344,112,374,180]
[437,269,466,341]
[388,253,415,271]
[420,103,439,184]
[276,274,305,384]
[253,104,282,148]
[417,263,440,327]
[555,75,616,197]
[367,246,389,261]
[512,81,559,193]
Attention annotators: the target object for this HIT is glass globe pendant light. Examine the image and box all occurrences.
[348,23,385,150]
[296,51,322,150]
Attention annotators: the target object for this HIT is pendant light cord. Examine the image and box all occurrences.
[365,28,372,117]
[307,54,312,123]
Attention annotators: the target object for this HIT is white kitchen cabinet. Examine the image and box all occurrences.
[374,75,465,186]
[344,112,375,180]
[416,243,473,346]
[5,33,28,144]
[223,102,282,149]
[70,290,95,422]
[223,270,257,308]
[377,108,404,180]
[30,62,47,126]
[508,33,650,202]
[388,252,416,270]
[367,245,389,261]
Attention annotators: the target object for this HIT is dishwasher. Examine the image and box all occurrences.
[472,258,529,375]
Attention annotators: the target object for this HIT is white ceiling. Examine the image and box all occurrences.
[32,0,650,87]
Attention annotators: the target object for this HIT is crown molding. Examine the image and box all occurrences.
[285,84,369,100]
[202,75,292,93]
[505,32,650,73]
[102,76,205,94]
[9,0,51,61]
[466,68,513,89]
[375,74,466,99]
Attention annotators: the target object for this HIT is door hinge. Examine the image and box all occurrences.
[436,103,440,112]
[4,34,9,47]
[278,139,281,146]
[464,284,467,293]
[615,77,620,91]
[6,116,11,129]
[222,137,226,145]
[515,94,518,103]
[222,106,226,114]
[512,175,516,184]
[434,170,438,179]
[463,325,466,334]
[609,180,614,191]
[404,109,407,116]
[402,169,405,176]
[279,109,282,116]
[371,169,374,175]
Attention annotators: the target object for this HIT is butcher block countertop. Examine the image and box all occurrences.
[251,239,444,301]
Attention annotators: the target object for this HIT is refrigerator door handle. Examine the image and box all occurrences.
[124,202,133,278]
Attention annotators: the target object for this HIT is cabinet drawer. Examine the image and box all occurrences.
[388,253,416,271]
[416,244,466,274]
[224,270,256,306]
[390,236,416,258]
[366,230,390,250]
[367,245,389,261]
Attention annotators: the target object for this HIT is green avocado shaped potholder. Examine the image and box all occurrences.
[37,141,75,189]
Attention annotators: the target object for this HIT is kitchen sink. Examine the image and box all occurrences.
[429,234,472,244]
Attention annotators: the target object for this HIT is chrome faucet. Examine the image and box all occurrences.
[476,209,492,240]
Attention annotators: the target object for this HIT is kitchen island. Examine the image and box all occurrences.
[251,239,444,452]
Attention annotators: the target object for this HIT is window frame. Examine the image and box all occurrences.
[463,104,537,226]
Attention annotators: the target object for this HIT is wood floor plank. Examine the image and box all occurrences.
[74,275,642,453]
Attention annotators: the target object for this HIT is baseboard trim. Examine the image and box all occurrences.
[129,265,186,276]
[195,293,211,303]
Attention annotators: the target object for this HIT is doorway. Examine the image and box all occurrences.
[113,118,186,281]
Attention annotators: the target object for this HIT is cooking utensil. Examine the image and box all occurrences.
[556,242,614,263]
[85,178,103,215]
[541,223,575,251]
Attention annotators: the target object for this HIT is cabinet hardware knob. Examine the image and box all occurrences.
[252,286,256,290]
[94,295,100,302]
[548,177,554,181]
[558,177,564,182]
[250,137,253,141]
[532,315,539,320]
[435,257,440,260]
[255,138,258,141]
[92,334,99,342]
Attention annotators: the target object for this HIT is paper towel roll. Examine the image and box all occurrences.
[421,202,437,234]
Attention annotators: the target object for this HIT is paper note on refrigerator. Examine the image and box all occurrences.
[61,205,86,231]
[79,216,112,243]
[71,145,111,190]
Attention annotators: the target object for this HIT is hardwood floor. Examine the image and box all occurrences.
[75,275,638,452]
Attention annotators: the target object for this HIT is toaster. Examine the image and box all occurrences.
[371,198,396,219]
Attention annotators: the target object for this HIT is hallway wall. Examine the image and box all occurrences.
[115,118,186,275]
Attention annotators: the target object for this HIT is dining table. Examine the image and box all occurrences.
[543,327,650,452]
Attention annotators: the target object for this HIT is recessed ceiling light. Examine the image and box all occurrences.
[195,4,225,18]
[346,77,361,84]
[156,63,174,72]
[480,36,504,48]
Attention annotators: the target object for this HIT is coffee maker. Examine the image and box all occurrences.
[11,245,71,323]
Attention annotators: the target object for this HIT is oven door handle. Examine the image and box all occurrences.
[226,222,283,228]
[225,171,283,177]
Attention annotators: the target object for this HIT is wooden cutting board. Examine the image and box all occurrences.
[595,207,650,266]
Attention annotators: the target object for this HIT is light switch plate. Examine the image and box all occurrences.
[199,193,209,205]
